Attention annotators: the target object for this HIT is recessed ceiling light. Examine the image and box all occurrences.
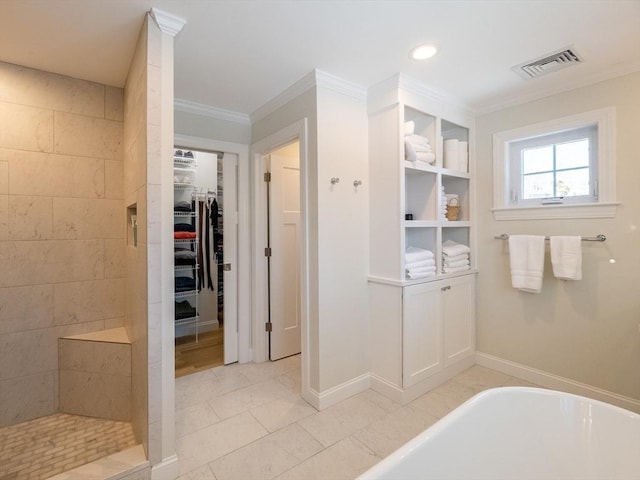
[410,44,438,61]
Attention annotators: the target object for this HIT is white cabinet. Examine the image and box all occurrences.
[442,276,475,367]
[404,275,475,388]
[368,75,476,403]
[370,275,476,402]
[402,281,441,387]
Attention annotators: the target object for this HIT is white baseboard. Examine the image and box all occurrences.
[370,374,404,403]
[151,454,178,480]
[476,352,640,413]
[307,373,371,411]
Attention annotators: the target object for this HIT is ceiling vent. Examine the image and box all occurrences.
[512,47,583,79]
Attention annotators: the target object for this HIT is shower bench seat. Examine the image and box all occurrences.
[58,327,131,422]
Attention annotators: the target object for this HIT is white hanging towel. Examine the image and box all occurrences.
[550,236,582,280]
[508,235,545,293]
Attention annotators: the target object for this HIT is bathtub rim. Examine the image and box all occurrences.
[357,386,640,480]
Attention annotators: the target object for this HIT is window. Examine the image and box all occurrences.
[493,107,617,220]
[509,125,596,206]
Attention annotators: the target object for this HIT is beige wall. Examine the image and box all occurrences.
[123,16,150,451]
[475,72,640,400]
[252,78,370,400]
[252,87,321,393]
[316,87,369,392]
[0,62,125,426]
[124,13,177,468]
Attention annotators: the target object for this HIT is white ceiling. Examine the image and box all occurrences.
[1,0,639,116]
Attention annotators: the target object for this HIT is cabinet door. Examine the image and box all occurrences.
[403,282,442,388]
[442,275,476,367]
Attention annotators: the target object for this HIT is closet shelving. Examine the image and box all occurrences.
[173,150,200,336]
[368,75,476,404]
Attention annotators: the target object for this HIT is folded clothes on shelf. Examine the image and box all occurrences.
[174,201,192,212]
[174,231,197,239]
[174,223,195,232]
[174,249,197,259]
[175,276,196,292]
[175,300,196,320]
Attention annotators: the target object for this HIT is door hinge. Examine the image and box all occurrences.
[265,322,272,332]
[264,247,272,257]
[264,172,271,182]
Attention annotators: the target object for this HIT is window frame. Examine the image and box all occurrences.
[493,107,617,220]
[509,124,597,206]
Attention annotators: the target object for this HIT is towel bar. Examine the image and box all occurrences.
[494,233,606,242]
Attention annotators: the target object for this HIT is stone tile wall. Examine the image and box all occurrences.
[0,62,125,427]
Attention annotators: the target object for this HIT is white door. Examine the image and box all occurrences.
[268,150,301,360]
[222,153,239,364]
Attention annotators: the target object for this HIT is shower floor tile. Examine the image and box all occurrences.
[0,413,136,480]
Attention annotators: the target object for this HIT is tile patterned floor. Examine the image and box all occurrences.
[0,413,137,480]
[175,357,539,480]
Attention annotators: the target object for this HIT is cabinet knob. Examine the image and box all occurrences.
[441,285,451,291]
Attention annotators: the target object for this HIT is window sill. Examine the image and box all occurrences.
[492,202,619,221]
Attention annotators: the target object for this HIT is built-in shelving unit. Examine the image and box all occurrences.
[368,74,476,404]
[173,150,200,337]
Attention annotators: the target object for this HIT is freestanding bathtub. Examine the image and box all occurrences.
[358,387,640,480]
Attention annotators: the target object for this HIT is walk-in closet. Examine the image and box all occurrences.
[173,147,236,377]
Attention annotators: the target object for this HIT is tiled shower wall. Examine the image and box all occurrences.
[0,62,125,427]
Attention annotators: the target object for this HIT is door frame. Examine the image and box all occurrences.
[251,119,311,402]
[174,134,251,363]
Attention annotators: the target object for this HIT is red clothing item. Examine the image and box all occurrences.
[174,231,197,239]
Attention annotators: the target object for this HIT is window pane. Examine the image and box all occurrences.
[522,146,553,174]
[556,168,590,197]
[556,139,589,170]
[523,172,554,199]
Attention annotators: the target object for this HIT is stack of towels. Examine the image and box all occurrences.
[404,121,436,164]
[442,240,471,273]
[405,246,436,279]
[439,187,448,220]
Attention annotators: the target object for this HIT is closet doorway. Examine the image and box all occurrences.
[265,141,302,360]
[173,146,238,377]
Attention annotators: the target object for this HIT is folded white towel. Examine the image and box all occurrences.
[404,121,415,136]
[407,269,437,279]
[405,259,436,270]
[415,152,436,164]
[443,258,470,269]
[406,265,436,275]
[443,264,470,273]
[405,246,434,263]
[442,240,471,257]
[443,252,469,262]
[405,138,434,163]
[509,235,545,293]
[406,133,431,145]
[550,236,582,280]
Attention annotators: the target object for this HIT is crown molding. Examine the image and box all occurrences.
[174,98,250,125]
[150,8,186,37]
[368,73,476,117]
[250,69,366,123]
[474,63,640,115]
[315,70,367,102]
